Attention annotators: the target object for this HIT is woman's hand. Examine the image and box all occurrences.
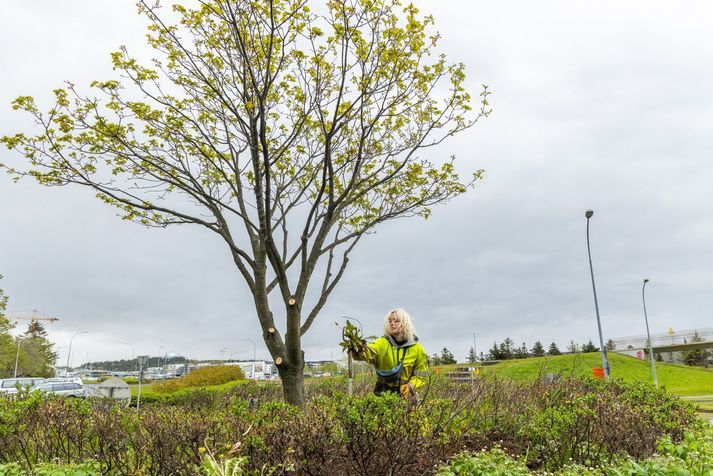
[399,383,414,399]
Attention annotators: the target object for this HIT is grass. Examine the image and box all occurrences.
[432,353,713,396]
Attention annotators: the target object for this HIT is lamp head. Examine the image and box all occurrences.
[644,278,650,283]
[585,210,594,219]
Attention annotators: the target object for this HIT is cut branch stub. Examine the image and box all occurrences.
[275,357,283,365]
[268,327,276,334]
[288,298,296,306]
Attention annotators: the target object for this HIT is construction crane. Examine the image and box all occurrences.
[10,309,59,324]
[7,309,59,378]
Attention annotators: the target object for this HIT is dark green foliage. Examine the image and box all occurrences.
[440,347,456,364]
[581,339,599,353]
[467,347,477,363]
[548,342,562,355]
[531,341,546,357]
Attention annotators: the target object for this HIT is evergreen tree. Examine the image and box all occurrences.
[440,347,456,365]
[531,341,545,357]
[514,342,529,359]
[19,321,57,377]
[566,340,580,354]
[499,338,515,360]
[487,342,502,360]
[467,346,477,363]
[581,340,599,353]
[429,353,442,366]
[606,339,616,351]
[548,342,561,356]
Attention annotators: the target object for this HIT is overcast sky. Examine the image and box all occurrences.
[2,1,712,366]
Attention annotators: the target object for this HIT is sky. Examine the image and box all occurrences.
[1,1,712,366]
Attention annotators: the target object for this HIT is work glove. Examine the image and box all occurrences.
[400,383,414,399]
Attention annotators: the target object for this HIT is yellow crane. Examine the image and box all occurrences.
[8,309,59,378]
[11,309,59,324]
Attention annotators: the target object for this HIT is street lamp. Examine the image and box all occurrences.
[239,338,256,379]
[642,279,659,386]
[472,333,477,362]
[220,347,228,362]
[158,345,167,371]
[66,331,88,376]
[338,316,364,395]
[12,335,27,378]
[585,210,610,378]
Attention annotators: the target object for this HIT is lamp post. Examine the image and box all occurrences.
[66,331,88,376]
[219,347,228,362]
[158,345,166,372]
[338,316,363,395]
[13,335,25,378]
[239,338,256,379]
[136,355,149,412]
[472,333,477,362]
[585,210,610,378]
[642,279,659,386]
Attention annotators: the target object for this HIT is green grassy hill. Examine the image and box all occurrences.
[442,353,713,396]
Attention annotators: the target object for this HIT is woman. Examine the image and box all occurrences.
[352,308,429,399]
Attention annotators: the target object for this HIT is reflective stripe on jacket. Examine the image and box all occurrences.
[355,335,429,390]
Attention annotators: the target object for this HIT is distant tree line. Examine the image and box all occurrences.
[484,338,603,361]
[82,355,188,372]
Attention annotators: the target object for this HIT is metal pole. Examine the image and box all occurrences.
[13,337,22,378]
[338,316,363,396]
[239,339,256,379]
[585,211,610,378]
[472,333,477,362]
[66,331,88,377]
[642,279,659,386]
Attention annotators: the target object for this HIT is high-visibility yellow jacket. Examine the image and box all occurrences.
[354,334,429,392]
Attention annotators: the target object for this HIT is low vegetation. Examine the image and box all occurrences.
[152,365,245,394]
[445,352,713,396]
[0,375,698,475]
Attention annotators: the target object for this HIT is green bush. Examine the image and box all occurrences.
[153,365,245,393]
[436,423,713,475]
[0,377,702,475]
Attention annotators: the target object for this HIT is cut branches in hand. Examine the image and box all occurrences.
[337,320,376,359]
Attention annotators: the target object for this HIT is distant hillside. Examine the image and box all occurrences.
[464,353,713,396]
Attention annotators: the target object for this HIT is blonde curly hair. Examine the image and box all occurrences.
[383,308,417,342]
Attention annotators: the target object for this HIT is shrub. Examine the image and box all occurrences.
[0,376,700,475]
[154,365,245,393]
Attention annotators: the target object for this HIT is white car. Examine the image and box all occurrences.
[0,377,47,394]
[31,381,85,398]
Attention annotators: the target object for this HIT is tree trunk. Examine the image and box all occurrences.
[278,357,305,407]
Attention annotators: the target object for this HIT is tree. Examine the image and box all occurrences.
[514,342,528,359]
[17,321,57,377]
[440,347,456,365]
[530,341,545,357]
[429,353,442,366]
[487,342,502,361]
[548,342,561,356]
[499,338,515,360]
[1,1,489,406]
[566,340,580,354]
[606,339,616,351]
[467,346,477,363]
[581,340,598,353]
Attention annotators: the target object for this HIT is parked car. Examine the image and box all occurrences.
[0,377,47,394]
[31,381,85,398]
